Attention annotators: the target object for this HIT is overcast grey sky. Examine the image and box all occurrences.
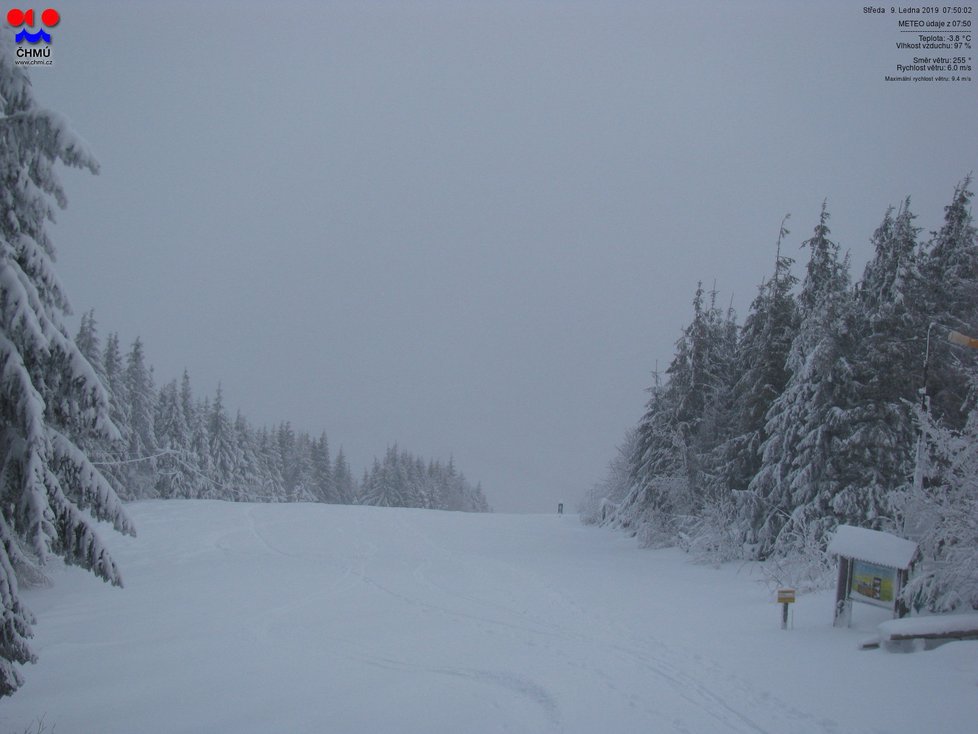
[31,1,977,511]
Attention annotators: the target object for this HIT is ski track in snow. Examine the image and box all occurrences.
[384,509,842,734]
[295,508,843,733]
[325,509,837,734]
[3,501,974,734]
[353,652,564,731]
[241,507,569,730]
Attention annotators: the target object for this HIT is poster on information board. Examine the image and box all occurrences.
[851,560,898,608]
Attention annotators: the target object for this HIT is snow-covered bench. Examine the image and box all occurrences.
[860,613,978,651]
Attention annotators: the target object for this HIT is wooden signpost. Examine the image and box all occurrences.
[777,588,795,630]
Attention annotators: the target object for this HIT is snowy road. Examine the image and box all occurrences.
[3,502,975,733]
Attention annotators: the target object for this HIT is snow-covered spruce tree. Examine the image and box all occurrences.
[96,331,130,494]
[410,456,437,509]
[357,459,379,506]
[437,456,460,510]
[437,458,488,512]
[208,385,242,500]
[918,176,978,430]
[275,422,314,502]
[123,338,157,498]
[748,203,854,558]
[715,219,798,511]
[332,447,356,504]
[275,422,296,500]
[359,445,412,507]
[356,447,488,511]
[623,282,737,546]
[73,312,127,499]
[310,432,334,503]
[428,457,454,510]
[233,411,266,502]
[0,51,134,696]
[681,290,742,561]
[697,288,740,478]
[253,426,284,501]
[74,309,100,371]
[828,200,923,529]
[189,396,214,498]
[622,365,689,540]
[466,481,491,513]
[897,397,978,612]
[425,457,490,512]
[579,427,640,525]
[153,378,195,498]
[294,432,318,501]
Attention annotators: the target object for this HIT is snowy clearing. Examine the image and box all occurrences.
[2,501,975,733]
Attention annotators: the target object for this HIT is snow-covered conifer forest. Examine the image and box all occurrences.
[1,11,976,729]
[582,185,978,614]
[0,50,486,699]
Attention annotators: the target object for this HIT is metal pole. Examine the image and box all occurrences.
[921,322,936,411]
[912,323,978,494]
[913,323,937,493]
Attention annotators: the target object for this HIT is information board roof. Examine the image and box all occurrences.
[827,525,918,570]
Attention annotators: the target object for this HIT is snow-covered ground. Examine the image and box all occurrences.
[2,502,975,733]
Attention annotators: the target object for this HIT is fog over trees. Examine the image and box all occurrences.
[582,178,978,613]
[1,25,974,703]
[0,55,487,697]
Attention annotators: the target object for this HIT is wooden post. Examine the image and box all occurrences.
[777,589,795,630]
[834,557,852,627]
[896,568,910,618]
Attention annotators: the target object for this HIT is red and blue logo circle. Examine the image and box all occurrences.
[7,7,59,43]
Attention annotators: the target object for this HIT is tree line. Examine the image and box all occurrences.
[71,315,488,514]
[581,180,978,614]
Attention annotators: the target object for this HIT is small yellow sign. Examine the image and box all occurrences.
[949,330,978,349]
[777,589,796,604]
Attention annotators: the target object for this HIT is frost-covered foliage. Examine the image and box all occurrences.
[71,313,490,509]
[618,283,738,541]
[749,203,855,557]
[358,446,490,512]
[578,428,637,525]
[1,49,491,698]
[674,494,743,567]
[826,202,922,527]
[894,401,978,612]
[918,176,978,430]
[755,512,836,593]
[0,48,133,695]
[595,179,977,590]
[714,217,798,506]
[121,338,156,499]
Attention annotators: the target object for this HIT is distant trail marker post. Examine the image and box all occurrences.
[557,503,563,515]
[777,588,795,630]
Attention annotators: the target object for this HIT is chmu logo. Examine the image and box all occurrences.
[7,7,60,43]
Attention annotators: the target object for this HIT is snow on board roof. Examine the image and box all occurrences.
[827,525,919,570]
